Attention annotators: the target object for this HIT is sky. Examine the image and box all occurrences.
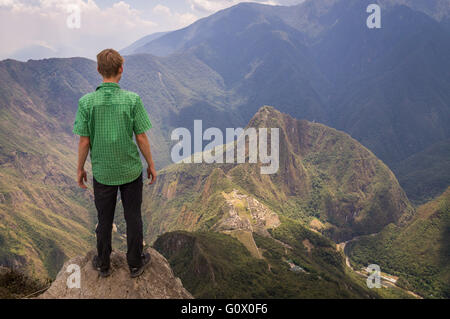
[0,0,305,61]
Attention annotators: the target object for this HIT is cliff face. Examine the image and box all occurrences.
[38,248,193,299]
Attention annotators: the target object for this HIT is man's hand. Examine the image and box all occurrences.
[135,132,157,185]
[76,136,90,189]
[147,165,157,185]
[77,169,88,189]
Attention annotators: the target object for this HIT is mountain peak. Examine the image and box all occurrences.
[255,104,280,116]
[38,249,193,299]
[255,104,279,115]
[247,105,286,128]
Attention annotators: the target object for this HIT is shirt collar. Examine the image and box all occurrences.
[96,82,120,91]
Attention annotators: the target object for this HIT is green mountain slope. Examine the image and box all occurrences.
[347,187,450,298]
[392,139,450,204]
[320,3,450,165]
[0,266,48,299]
[0,58,100,279]
[0,54,232,278]
[144,106,413,244]
[0,0,448,293]
[153,228,380,298]
[143,106,416,298]
[0,49,246,280]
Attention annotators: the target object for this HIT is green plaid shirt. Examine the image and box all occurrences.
[73,82,152,185]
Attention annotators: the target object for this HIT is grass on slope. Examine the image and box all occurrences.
[347,187,450,298]
[0,267,49,299]
[392,139,450,205]
[154,223,384,299]
[145,106,413,245]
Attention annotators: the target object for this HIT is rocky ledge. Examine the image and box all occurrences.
[38,248,193,299]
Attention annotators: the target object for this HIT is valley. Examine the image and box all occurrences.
[337,238,422,298]
[346,187,450,298]
[147,106,421,298]
[0,0,449,298]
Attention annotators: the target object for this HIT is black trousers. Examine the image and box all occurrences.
[93,173,143,270]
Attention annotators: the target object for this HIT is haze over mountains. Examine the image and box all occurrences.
[122,0,450,200]
[131,0,450,152]
[0,0,449,298]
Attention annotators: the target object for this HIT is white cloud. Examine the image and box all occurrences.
[0,0,14,6]
[153,4,171,16]
[0,0,157,60]
[152,3,197,29]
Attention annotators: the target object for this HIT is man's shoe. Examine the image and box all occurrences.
[130,253,151,278]
[99,268,112,278]
[92,255,101,271]
[92,255,112,278]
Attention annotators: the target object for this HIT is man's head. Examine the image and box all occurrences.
[97,49,124,82]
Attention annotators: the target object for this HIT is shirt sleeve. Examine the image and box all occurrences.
[72,99,90,136]
[133,96,152,135]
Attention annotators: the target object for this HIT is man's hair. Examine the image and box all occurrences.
[97,49,124,78]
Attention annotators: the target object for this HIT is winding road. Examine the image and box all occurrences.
[337,239,423,299]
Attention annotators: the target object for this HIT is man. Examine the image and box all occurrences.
[73,48,157,278]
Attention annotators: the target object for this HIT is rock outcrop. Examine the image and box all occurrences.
[38,248,193,299]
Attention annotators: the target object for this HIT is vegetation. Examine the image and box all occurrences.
[129,0,450,168]
[0,267,50,299]
[144,106,413,244]
[0,53,228,279]
[1,0,449,295]
[154,229,378,299]
[392,139,450,205]
[347,187,450,298]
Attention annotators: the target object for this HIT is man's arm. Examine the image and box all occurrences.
[77,136,90,189]
[135,132,157,184]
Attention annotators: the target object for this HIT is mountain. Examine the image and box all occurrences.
[0,54,231,278]
[10,45,59,62]
[120,52,236,167]
[38,248,193,299]
[153,230,381,298]
[1,0,449,297]
[392,139,450,204]
[381,0,450,21]
[2,0,449,185]
[315,2,450,165]
[0,266,48,299]
[122,0,450,168]
[0,58,100,279]
[144,106,413,244]
[129,2,330,122]
[120,31,170,56]
[130,0,450,55]
[347,187,450,298]
[148,107,416,298]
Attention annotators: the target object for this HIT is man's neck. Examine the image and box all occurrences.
[102,77,120,83]
[103,74,122,84]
